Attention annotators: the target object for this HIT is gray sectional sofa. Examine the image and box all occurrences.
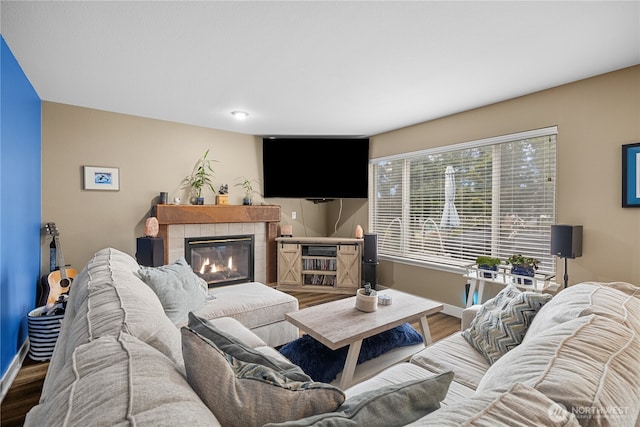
[24,247,640,426]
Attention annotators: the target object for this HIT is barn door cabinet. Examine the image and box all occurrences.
[276,237,363,294]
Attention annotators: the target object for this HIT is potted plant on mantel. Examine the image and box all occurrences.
[505,254,539,285]
[183,149,216,205]
[234,176,260,206]
[475,256,501,278]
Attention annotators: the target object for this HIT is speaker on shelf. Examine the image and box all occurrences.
[136,237,164,267]
[550,225,583,258]
[363,233,378,264]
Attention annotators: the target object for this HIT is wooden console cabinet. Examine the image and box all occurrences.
[276,237,363,294]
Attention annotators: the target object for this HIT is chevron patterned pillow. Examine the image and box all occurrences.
[462,285,552,364]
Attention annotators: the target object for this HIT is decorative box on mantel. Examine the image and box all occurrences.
[153,204,281,285]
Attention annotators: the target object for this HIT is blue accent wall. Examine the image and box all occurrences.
[1,35,42,378]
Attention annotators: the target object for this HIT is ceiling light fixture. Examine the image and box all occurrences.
[231,110,249,120]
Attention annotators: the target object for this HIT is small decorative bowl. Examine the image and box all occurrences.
[378,294,392,305]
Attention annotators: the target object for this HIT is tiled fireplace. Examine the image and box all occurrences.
[169,225,263,284]
[153,204,281,285]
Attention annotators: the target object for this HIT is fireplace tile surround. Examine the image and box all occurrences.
[154,204,281,285]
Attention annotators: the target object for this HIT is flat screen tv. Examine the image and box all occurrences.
[262,137,369,200]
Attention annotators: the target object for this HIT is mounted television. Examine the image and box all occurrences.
[262,137,369,201]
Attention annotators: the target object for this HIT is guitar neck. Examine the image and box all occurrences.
[54,235,69,280]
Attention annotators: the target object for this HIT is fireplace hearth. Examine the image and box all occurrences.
[185,235,254,287]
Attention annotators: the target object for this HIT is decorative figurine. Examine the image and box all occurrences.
[216,184,229,205]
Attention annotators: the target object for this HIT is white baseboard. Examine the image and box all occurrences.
[0,339,29,404]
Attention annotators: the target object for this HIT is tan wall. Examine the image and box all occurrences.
[370,65,640,307]
[41,103,333,272]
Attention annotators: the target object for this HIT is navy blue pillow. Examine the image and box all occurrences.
[279,323,423,383]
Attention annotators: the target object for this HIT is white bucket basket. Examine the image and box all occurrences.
[27,306,64,361]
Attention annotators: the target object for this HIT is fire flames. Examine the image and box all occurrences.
[199,257,233,275]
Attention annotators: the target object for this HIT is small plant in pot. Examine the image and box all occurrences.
[475,256,501,278]
[183,149,216,205]
[234,176,259,206]
[505,254,539,285]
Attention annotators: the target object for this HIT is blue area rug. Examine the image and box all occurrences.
[279,323,423,383]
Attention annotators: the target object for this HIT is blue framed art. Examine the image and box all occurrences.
[83,166,120,191]
[622,143,640,207]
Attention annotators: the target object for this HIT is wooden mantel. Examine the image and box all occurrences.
[153,204,281,284]
[154,204,281,224]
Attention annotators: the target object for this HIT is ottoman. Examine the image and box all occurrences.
[190,282,299,347]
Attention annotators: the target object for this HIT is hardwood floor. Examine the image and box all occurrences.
[0,291,460,426]
[1,358,48,427]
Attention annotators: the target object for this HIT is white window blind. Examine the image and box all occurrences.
[369,127,557,273]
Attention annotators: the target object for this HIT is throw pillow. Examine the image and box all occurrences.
[138,258,207,323]
[279,323,423,383]
[262,371,454,427]
[462,285,552,364]
[181,327,345,427]
[187,312,311,382]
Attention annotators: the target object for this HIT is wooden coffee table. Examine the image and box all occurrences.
[284,288,443,388]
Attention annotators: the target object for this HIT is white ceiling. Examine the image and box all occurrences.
[1,1,639,137]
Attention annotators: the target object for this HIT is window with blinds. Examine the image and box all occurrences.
[369,127,557,274]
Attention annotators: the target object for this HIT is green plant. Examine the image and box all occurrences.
[234,176,259,198]
[475,256,501,267]
[505,254,539,270]
[183,149,217,199]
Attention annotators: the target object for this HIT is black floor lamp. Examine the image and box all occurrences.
[550,225,583,288]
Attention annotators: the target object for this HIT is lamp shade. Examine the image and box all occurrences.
[550,225,583,258]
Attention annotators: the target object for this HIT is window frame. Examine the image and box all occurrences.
[368,126,558,275]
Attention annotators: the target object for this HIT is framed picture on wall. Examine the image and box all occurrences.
[83,166,120,191]
[622,143,640,207]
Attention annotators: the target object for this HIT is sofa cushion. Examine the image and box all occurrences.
[410,332,489,390]
[138,257,207,323]
[411,383,579,426]
[41,247,186,401]
[196,282,298,330]
[461,285,551,364]
[263,371,454,427]
[202,315,268,347]
[476,315,640,427]
[344,361,475,408]
[190,281,300,347]
[188,312,311,382]
[525,281,640,340]
[181,327,345,427]
[24,332,220,427]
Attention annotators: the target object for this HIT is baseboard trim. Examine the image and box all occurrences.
[0,339,29,404]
